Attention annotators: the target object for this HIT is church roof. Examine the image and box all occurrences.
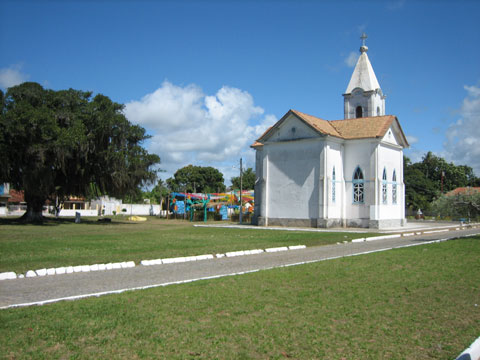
[290,110,340,137]
[345,51,381,94]
[252,110,409,147]
[329,115,395,139]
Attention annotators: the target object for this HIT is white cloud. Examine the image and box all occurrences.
[124,81,276,184]
[404,148,425,164]
[443,84,480,175]
[0,64,29,89]
[406,135,418,145]
[345,51,358,67]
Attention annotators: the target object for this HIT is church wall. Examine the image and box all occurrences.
[344,91,371,119]
[376,144,405,220]
[263,139,321,222]
[344,90,385,118]
[343,140,374,224]
[381,127,399,146]
[252,147,264,225]
[324,141,343,221]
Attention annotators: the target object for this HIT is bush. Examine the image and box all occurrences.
[431,192,480,220]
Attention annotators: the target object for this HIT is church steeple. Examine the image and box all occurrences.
[343,33,386,119]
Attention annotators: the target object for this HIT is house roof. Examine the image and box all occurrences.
[445,187,480,197]
[8,190,25,203]
[252,109,409,147]
[345,51,381,94]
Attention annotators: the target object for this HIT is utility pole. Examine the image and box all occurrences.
[441,171,445,193]
[239,157,243,225]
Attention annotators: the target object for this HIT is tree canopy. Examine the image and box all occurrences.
[431,191,480,221]
[404,152,479,212]
[0,82,160,221]
[231,167,255,190]
[166,165,226,193]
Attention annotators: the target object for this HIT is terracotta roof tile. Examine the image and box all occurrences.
[8,190,25,203]
[329,115,395,139]
[290,110,341,137]
[250,140,264,148]
[445,187,480,196]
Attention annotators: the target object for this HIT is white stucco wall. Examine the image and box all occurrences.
[344,89,385,119]
[265,139,321,220]
[376,143,404,220]
[274,114,318,142]
[344,140,374,221]
[324,141,344,220]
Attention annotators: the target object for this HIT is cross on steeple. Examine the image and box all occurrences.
[360,33,368,53]
[360,33,367,46]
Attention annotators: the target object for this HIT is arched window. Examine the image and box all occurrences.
[382,168,388,204]
[392,170,397,204]
[332,167,336,203]
[377,106,380,116]
[356,106,363,118]
[353,167,364,204]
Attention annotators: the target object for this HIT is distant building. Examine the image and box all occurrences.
[252,34,409,229]
[0,183,11,216]
[445,187,480,197]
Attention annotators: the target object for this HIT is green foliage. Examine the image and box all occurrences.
[431,192,480,220]
[404,152,479,212]
[149,179,170,204]
[0,82,160,220]
[167,165,226,193]
[121,187,144,204]
[404,156,439,212]
[231,167,255,190]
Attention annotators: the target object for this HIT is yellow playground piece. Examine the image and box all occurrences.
[127,216,147,222]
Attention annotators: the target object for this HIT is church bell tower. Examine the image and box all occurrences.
[343,33,386,119]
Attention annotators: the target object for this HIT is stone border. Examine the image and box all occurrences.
[0,262,135,281]
[346,223,480,244]
[140,245,306,266]
[0,245,307,280]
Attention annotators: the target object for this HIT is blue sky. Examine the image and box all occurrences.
[1,0,480,184]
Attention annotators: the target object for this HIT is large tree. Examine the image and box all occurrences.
[404,153,479,212]
[231,167,255,190]
[166,165,226,193]
[0,82,160,221]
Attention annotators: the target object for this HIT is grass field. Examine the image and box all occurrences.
[0,217,378,273]
[1,237,479,359]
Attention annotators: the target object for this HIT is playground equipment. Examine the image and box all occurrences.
[168,191,254,222]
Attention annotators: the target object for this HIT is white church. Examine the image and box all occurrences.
[252,34,409,229]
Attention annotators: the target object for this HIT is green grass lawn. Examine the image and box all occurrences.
[1,237,479,359]
[0,217,378,273]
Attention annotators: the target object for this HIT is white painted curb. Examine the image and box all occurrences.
[265,246,289,253]
[289,245,306,250]
[365,234,401,241]
[0,261,137,281]
[0,272,17,280]
[456,336,480,360]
